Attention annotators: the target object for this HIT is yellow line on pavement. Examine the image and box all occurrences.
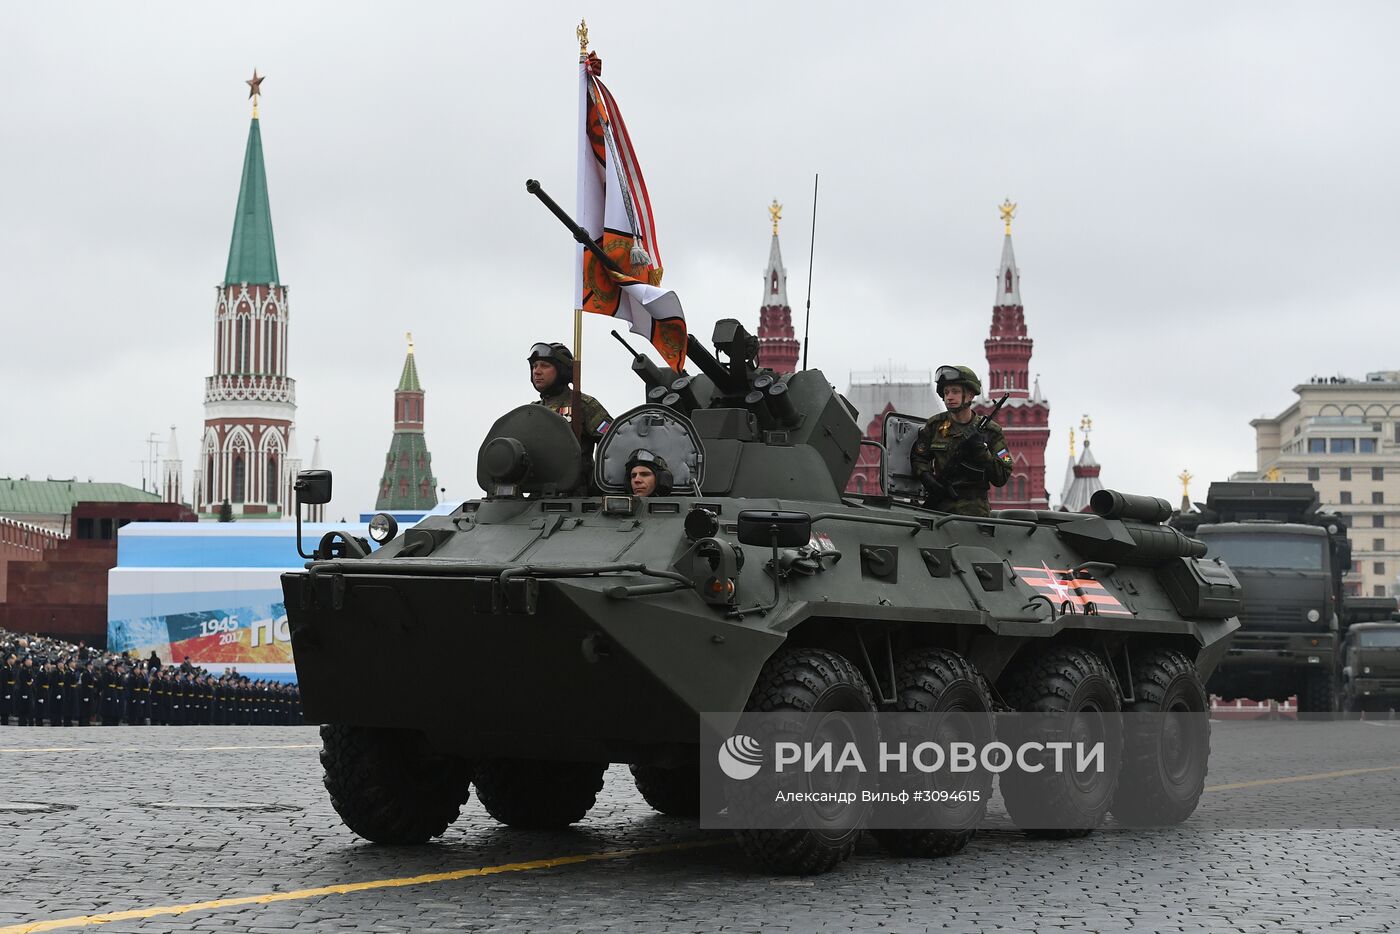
[0,839,729,934]
[1207,763,1400,792]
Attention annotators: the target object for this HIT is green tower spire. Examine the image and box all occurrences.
[224,115,280,286]
[376,334,438,511]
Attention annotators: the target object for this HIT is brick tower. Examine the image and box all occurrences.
[375,335,439,511]
[756,199,800,374]
[192,73,301,520]
[978,200,1050,509]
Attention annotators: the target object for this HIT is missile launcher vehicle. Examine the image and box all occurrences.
[283,319,1240,874]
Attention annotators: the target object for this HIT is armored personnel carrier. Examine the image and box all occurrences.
[283,320,1239,874]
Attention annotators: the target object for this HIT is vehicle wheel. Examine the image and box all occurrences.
[1297,670,1334,715]
[1109,648,1210,827]
[473,759,606,829]
[998,646,1123,839]
[871,648,994,859]
[320,724,473,844]
[630,764,701,818]
[732,647,876,875]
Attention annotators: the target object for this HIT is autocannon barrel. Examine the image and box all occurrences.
[1091,489,1173,524]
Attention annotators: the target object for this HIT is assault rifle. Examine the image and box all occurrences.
[921,393,1011,504]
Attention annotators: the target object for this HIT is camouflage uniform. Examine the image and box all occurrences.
[535,388,612,443]
[528,343,613,494]
[910,411,1013,517]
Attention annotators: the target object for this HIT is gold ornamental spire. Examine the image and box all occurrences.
[406,331,414,354]
[769,199,782,236]
[1069,426,1076,459]
[1178,469,1193,500]
[577,19,590,60]
[1079,413,1092,441]
[246,68,265,119]
[999,198,1017,235]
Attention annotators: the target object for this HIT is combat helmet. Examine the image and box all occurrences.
[935,365,982,407]
[528,342,575,392]
[624,449,674,496]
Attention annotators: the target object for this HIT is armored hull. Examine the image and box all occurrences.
[283,320,1240,873]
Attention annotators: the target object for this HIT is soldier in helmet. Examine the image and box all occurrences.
[528,341,613,491]
[625,449,674,498]
[910,365,1012,517]
[529,342,612,439]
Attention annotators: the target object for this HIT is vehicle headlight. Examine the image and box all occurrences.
[1306,609,1321,623]
[1364,666,1372,675]
[368,512,399,544]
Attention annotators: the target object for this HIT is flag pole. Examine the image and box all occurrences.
[570,20,592,442]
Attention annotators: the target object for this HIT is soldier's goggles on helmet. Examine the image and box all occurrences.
[935,366,963,383]
[628,450,662,467]
[528,342,557,361]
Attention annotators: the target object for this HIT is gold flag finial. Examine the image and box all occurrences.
[406,331,414,354]
[246,69,265,119]
[1178,469,1193,499]
[1079,413,1092,440]
[999,198,1017,235]
[769,199,782,235]
[577,19,590,58]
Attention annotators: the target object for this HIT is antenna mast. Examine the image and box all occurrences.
[801,173,819,370]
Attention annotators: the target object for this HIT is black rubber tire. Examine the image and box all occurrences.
[1297,669,1334,714]
[1109,648,1210,827]
[320,724,473,844]
[871,648,994,859]
[630,764,701,818]
[733,647,876,875]
[473,759,607,829]
[998,646,1123,839]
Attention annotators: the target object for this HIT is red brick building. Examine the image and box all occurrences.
[978,202,1050,510]
[756,200,800,375]
[0,501,194,644]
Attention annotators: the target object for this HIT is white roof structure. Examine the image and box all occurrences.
[1062,440,1104,513]
[845,369,942,433]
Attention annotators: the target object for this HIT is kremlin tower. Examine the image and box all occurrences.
[375,336,439,511]
[756,200,800,375]
[977,200,1050,510]
[192,73,301,519]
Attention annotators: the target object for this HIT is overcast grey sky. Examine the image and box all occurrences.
[4,2,1398,521]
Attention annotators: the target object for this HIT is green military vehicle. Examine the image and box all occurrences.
[283,319,1240,874]
[1171,482,1350,712]
[1340,619,1400,713]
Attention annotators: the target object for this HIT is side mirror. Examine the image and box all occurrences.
[294,470,332,505]
[737,510,812,548]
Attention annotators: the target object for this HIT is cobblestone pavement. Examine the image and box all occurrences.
[3,720,1400,933]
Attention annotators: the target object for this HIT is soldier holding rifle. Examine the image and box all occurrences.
[912,365,1013,517]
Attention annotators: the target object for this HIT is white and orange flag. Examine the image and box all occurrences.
[575,49,687,371]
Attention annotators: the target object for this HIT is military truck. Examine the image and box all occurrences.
[283,320,1240,875]
[1340,619,1400,713]
[1341,595,1399,639]
[1171,482,1349,712]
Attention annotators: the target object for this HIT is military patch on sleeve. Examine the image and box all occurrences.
[997,448,1012,465]
[598,420,611,435]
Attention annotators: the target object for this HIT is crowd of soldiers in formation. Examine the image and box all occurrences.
[0,628,302,727]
